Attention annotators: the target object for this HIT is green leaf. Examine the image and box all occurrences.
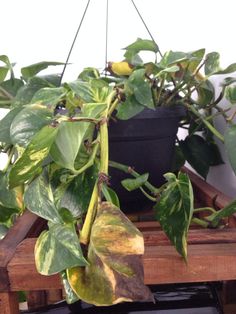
[61,271,79,304]
[225,85,236,104]
[13,77,53,107]
[0,224,8,240]
[9,125,58,188]
[21,61,64,79]
[204,52,220,75]
[160,51,187,67]
[10,104,53,147]
[0,171,22,209]
[0,204,19,224]
[31,87,66,107]
[35,224,87,275]
[0,107,23,144]
[179,135,214,178]
[102,185,120,208]
[24,171,64,224]
[206,199,236,227]
[0,67,9,82]
[128,69,154,109]
[50,121,93,171]
[121,173,149,191]
[196,79,215,106]
[67,202,153,306]
[214,63,236,75]
[65,80,94,103]
[154,172,194,260]
[60,165,98,217]
[78,67,100,81]
[0,78,24,97]
[225,124,236,175]
[115,95,144,120]
[124,38,159,61]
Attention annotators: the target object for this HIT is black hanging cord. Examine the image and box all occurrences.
[130,0,163,57]
[105,0,109,73]
[59,0,91,84]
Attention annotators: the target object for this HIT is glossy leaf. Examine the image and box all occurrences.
[10,104,53,147]
[102,185,120,208]
[0,224,8,240]
[225,124,236,175]
[9,125,58,188]
[50,121,93,171]
[13,77,52,107]
[0,78,24,97]
[78,67,100,81]
[128,69,154,109]
[204,52,220,75]
[31,87,66,107]
[0,204,19,223]
[60,165,98,217]
[24,171,64,224]
[0,107,22,144]
[179,135,215,178]
[160,51,187,67]
[35,224,87,275]
[67,202,153,306]
[61,271,79,304]
[0,66,8,83]
[154,172,194,260]
[214,63,236,75]
[121,173,149,191]
[65,80,94,103]
[206,199,236,227]
[0,171,22,209]
[21,61,64,79]
[115,95,144,120]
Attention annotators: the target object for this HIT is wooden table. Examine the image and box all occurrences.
[0,168,235,314]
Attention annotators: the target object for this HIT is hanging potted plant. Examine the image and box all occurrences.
[1,37,236,307]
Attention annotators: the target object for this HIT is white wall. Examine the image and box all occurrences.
[1,0,236,194]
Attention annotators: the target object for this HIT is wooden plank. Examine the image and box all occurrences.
[0,292,19,314]
[0,211,46,292]
[144,243,236,284]
[7,237,236,290]
[183,167,232,209]
[143,228,236,246]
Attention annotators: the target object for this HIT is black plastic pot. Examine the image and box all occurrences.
[108,106,185,212]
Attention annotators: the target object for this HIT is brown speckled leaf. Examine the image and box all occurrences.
[67,201,153,306]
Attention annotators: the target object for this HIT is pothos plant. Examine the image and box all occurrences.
[1,38,236,305]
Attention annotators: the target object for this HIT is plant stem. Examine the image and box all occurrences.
[2,147,14,173]
[193,207,216,214]
[80,182,98,245]
[186,104,224,142]
[109,160,159,195]
[73,142,99,176]
[191,217,209,228]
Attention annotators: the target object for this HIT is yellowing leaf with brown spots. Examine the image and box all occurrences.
[67,201,153,306]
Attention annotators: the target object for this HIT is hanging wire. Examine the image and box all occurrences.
[130,0,163,57]
[104,0,109,74]
[59,0,91,84]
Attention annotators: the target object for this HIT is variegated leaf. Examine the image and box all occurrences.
[67,202,153,306]
[35,224,87,275]
[9,125,58,188]
[154,172,194,260]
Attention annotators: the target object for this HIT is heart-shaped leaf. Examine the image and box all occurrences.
[10,104,53,147]
[9,125,58,188]
[154,172,194,260]
[225,124,236,175]
[67,202,153,306]
[35,224,87,275]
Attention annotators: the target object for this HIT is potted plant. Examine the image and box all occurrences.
[1,38,236,307]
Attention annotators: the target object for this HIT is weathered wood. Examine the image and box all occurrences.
[183,167,232,209]
[0,292,19,314]
[27,290,47,310]
[0,210,46,291]
[7,235,236,290]
[143,228,236,246]
[144,243,236,284]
